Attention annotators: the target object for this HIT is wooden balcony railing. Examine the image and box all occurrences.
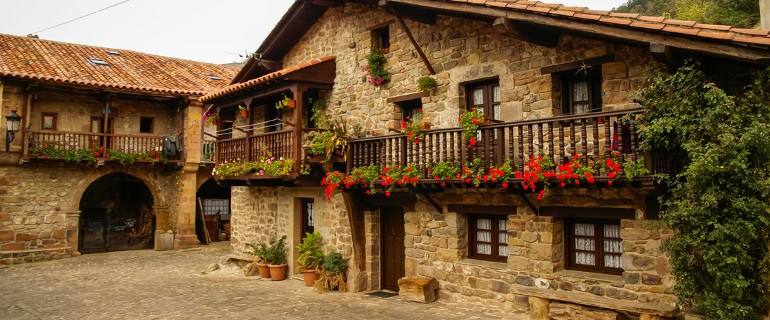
[347,109,645,176]
[216,130,295,165]
[202,140,216,164]
[25,130,167,162]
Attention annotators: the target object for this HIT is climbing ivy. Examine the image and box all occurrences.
[637,62,770,319]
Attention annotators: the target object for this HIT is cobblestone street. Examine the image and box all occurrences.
[0,243,526,320]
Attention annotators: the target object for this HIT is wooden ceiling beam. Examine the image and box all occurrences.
[493,18,559,48]
[309,0,344,7]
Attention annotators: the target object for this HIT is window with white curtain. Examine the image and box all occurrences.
[566,220,622,274]
[469,215,508,262]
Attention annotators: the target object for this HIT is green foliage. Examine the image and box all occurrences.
[31,145,97,164]
[429,162,460,180]
[308,131,346,161]
[212,157,293,177]
[314,251,349,292]
[459,108,485,145]
[297,232,324,271]
[616,0,759,28]
[310,98,329,129]
[417,76,437,92]
[263,236,287,265]
[108,149,145,164]
[622,158,649,180]
[247,242,269,263]
[637,62,770,319]
[321,252,348,275]
[349,164,380,191]
[366,50,390,86]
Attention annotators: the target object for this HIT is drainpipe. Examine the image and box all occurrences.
[762,0,770,30]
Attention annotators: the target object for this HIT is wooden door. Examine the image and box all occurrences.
[381,207,405,291]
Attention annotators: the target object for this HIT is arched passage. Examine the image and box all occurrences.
[195,178,231,243]
[79,173,155,253]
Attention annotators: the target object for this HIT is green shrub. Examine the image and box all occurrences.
[296,232,324,271]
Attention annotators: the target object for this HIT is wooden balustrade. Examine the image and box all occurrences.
[348,109,644,177]
[202,140,216,164]
[25,130,167,162]
[215,130,295,165]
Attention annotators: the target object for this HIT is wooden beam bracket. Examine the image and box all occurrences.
[394,14,436,75]
[418,191,442,213]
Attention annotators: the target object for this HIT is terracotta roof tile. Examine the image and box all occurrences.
[662,19,697,27]
[0,33,237,97]
[441,0,770,48]
[694,23,733,31]
[200,56,335,103]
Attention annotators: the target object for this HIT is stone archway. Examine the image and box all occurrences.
[78,172,155,253]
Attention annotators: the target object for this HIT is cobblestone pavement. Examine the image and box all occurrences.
[0,243,527,320]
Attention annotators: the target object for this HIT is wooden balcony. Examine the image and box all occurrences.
[347,109,654,186]
[23,130,176,164]
[213,130,300,185]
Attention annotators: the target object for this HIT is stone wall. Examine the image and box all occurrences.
[229,187,358,280]
[281,3,655,136]
[399,189,677,318]
[0,164,182,264]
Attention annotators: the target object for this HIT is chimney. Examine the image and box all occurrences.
[762,0,770,29]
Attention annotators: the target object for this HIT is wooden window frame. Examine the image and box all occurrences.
[559,67,603,115]
[371,25,391,53]
[564,218,623,275]
[468,214,508,262]
[464,79,501,121]
[41,112,57,131]
[139,116,154,134]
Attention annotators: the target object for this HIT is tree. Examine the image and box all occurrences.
[638,63,770,319]
[616,0,760,28]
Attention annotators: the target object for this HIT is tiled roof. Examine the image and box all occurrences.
[0,33,238,96]
[443,0,770,47]
[200,56,336,102]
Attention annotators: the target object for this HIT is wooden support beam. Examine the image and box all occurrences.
[493,18,559,48]
[650,42,676,65]
[540,54,615,75]
[291,84,304,173]
[254,58,282,72]
[309,0,343,7]
[394,14,436,75]
[388,0,770,64]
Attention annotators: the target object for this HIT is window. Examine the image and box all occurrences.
[300,198,314,239]
[466,80,501,121]
[372,25,390,53]
[41,113,57,130]
[203,198,230,220]
[565,219,622,274]
[560,67,602,115]
[469,215,508,262]
[399,99,422,122]
[139,117,154,133]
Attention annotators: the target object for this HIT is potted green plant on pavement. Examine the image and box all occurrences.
[296,231,324,286]
[247,241,272,278]
[314,251,348,292]
[267,236,288,281]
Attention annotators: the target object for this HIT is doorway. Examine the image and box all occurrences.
[196,178,231,243]
[381,207,405,291]
[78,173,154,253]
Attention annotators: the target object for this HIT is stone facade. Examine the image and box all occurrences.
[225,2,678,318]
[0,80,208,264]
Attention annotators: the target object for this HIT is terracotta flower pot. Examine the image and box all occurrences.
[301,269,320,287]
[256,262,271,278]
[268,264,288,281]
[287,99,296,109]
[239,110,248,118]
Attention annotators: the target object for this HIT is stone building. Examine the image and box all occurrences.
[0,33,237,263]
[202,0,770,319]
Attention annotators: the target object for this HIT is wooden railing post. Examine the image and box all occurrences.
[399,136,407,166]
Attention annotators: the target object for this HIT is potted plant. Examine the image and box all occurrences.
[267,236,288,281]
[417,76,437,92]
[247,241,272,278]
[238,105,248,119]
[296,231,324,286]
[459,108,486,148]
[365,50,390,86]
[314,251,348,292]
[275,94,295,110]
[401,110,431,145]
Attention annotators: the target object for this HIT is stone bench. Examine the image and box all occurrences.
[398,276,438,303]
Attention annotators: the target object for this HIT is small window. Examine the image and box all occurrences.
[565,219,622,275]
[139,117,154,133]
[465,80,501,121]
[398,99,422,123]
[41,113,57,130]
[468,215,508,262]
[300,198,315,239]
[372,25,390,53]
[559,67,602,115]
[87,58,110,66]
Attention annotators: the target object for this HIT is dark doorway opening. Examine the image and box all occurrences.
[78,173,154,254]
[381,207,406,291]
[196,178,231,243]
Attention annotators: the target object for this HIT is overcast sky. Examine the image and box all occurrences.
[0,0,627,64]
